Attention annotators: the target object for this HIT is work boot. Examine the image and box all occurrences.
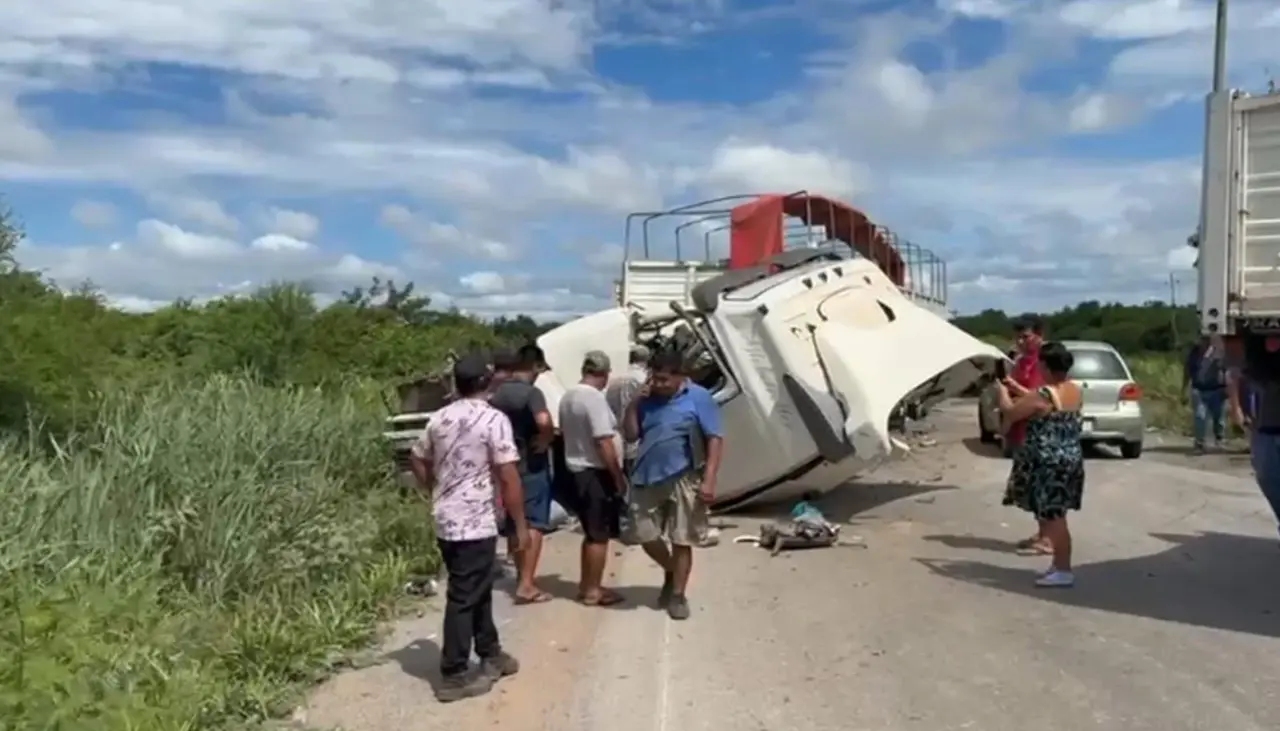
[481,650,520,681]
[435,670,494,703]
[667,594,691,620]
[657,572,675,609]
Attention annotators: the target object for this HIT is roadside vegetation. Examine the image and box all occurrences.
[0,202,554,730]
[955,303,1198,434]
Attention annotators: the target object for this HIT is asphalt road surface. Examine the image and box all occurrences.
[301,401,1280,731]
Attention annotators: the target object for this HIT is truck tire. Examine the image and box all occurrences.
[1120,440,1143,459]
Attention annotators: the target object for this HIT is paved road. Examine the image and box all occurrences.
[302,402,1280,731]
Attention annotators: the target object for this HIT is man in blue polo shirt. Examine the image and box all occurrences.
[621,349,724,620]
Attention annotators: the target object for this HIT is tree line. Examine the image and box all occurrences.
[952,301,1198,354]
[0,205,561,441]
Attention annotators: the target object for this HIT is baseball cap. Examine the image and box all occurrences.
[582,350,612,373]
[452,353,492,383]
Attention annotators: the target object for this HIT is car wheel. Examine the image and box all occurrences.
[978,406,996,443]
[1120,440,1143,459]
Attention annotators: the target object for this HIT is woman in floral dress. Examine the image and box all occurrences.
[998,341,1084,588]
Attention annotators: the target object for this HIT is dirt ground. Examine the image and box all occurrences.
[298,400,1280,731]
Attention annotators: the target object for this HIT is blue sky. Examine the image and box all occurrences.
[1,0,1278,318]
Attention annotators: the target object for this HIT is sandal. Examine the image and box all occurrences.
[1014,536,1040,549]
[1015,542,1053,556]
[578,589,625,607]
[514,590,553,605]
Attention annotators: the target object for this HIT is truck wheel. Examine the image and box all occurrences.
[1120,441,1143,459]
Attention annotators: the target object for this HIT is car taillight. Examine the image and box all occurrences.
[1119,383,1142,401]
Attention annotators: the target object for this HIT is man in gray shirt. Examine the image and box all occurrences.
[559,350,627,606]
[605,344,650,472]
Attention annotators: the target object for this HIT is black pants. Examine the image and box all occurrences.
[438,537,501,676]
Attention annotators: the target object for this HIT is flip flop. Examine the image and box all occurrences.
[1014,536,1040,549]
[514,591,552,605]
[579,589,625,607]
[1015,543,1053,556]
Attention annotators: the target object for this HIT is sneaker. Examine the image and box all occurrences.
[667,594,691,620]
[435,670,494,703]
[657,572,675,609]
[1035,570,1075,588]
[480,651,520,681]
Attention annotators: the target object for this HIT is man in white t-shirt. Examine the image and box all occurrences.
[558,350,628,606]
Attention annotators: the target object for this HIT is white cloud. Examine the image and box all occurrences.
[148,194,241,234]
[1057,0,1214,40]
[70,200,116,229]
[1,0,1260,319]
[701,141,869,200]
[0,0,595,87]
[378,205,515,262]
[263,207,320,239]
[0,94,52,160]
[17,218,391,304]
[459,271,507,295]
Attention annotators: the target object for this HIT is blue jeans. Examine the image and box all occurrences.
[1192,388,1226,447]
[1251,431,1280,529]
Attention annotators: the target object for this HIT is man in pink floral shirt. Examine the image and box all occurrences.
[409,354,528,703]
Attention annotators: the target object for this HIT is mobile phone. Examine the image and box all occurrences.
[993,359,1008,381]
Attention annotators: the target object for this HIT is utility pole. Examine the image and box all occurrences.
[1212,0,1228,93]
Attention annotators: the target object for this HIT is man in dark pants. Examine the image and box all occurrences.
[1229,334,1280,536]
[489,347,556,604]
[409,354,526,702]
[559,350,628,606]
[1185,335,1228,452]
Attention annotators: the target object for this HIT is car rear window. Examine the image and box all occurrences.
[1068,349,1130,381]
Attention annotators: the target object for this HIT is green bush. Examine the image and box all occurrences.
[0,376,437,729]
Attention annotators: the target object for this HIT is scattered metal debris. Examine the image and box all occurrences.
[734,501,866,555]
[404,578,439,597]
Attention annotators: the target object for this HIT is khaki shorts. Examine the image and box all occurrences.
[627,471,708,547]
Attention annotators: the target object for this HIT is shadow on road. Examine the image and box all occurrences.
[960,437,1005,459]
[918,530,1280,638]
[386,638,445,691]
[1143,443,1251,457]
[922,533,1030,554]
[729,481,959,524]
[532,573,665,611]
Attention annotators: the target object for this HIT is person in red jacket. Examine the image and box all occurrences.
[1001,316,1049,555]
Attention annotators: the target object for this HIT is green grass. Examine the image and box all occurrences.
[0,376,438,730]
[1128,353,1189,434]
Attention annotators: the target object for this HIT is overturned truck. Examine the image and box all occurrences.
[385,191,1004,510]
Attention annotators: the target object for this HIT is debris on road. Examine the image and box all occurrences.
[733,500,865,555]
[404,578,439,597]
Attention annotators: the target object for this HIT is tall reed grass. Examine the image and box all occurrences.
[0,376,435,729]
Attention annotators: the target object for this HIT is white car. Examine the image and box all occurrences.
[977,340,1146,459]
